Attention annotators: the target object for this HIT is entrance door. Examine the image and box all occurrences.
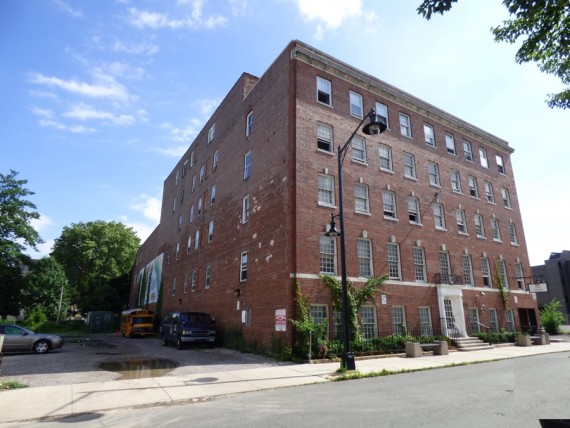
[518,308,538,334]
[444,298,455,330]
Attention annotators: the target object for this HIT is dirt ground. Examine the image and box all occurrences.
[0,334,289,388]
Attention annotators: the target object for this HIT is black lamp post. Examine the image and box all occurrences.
[325,108,387,370]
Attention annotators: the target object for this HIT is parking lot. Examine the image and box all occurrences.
[0,334,288,388]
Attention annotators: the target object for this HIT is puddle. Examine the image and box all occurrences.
[99,358,178,380]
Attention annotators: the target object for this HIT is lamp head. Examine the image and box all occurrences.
[325,214,341,237]
[362,114,387,136]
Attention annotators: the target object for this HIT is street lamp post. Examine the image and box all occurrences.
[326,108,386,370]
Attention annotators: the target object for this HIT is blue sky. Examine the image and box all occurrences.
[1,0,568,266]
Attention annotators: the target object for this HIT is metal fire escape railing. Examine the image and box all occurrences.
[432,273,463,285]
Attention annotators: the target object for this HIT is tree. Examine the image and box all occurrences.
[417,0,570,109]
[22,257,69,320]
[51,221,140,315]
[540,298,566,334]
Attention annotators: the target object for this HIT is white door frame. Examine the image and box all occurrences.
[437,285,467,337]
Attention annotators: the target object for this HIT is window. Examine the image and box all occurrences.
[317,76,332,106]
[192,174,196,192]
[408,196,421,224]
[186,235,192,254]
[175,170,179,185]
[189,204,195,223]
[317,122,333,153]
[360,306,377,340]
[481,257,492,287]
[497,259,508,289]
[491,217,501,241]
[357,239,373,277]
[190,150,196,167]
[182,159,189,176]
[200,165,205,183]
[320,235,336,274]
[463,141,473,162]
[462,254,473,286]
[310,305,328,332]
[351,135,366,163]
[166,248,171,264]
[333,309,343,340]
[197,196,203,216]
[194,230,200,250]
[349,91,363,118]
[318,174,335,206]
[172,196,176,212]
[184,273,189,293]
[205,266,211,289]
[171,278,177,296]
[213,150,219,171]
[501,188,512,209]
[386,242,401,280]
[428,162,440,186]
[419,307,433,336]
[424,123,435,147]
[456,209,467,234]
[244,152,252,179]
[246,111,253,137]
[479,148,489,168]
[403,153,416,179]
[433,203,446,229]
[178,214,183,231]
[445,133,456,155]
[469,308,480,334]
[506,309,515,332]
[392,307,406,335]
[399,113,411,138]
[180,187,185,203]
[484,182,495,203]
[175,242,180,260]
[496,154,505,174]
[208,220,214,242]
[191,270,197,291]
[515,262,525,289]
[210,185,216,205]
[383,190,396,219]
[375,102,389,127]
[379,144,393,171]
[412,247,427,282]
[240,251,248,281]
[354,184,370,214]
[439,251,452,283]
[207,123,215,144]
[242,195,250,224]
[508,222,519,245]
[474,213,485,238]
[468,176,479,198]
[450,170,462,193]
[488,309,499,333]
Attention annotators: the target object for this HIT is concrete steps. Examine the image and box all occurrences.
[454,336,494,351]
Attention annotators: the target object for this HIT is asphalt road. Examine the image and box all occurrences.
[0,334,289,387]
[14,352,570,428]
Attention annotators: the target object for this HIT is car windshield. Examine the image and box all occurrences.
[180,313,210,323]
[2,325,32,335]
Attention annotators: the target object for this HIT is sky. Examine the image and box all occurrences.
[1,0,568,267]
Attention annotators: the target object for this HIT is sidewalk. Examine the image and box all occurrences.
[1,340,570,424]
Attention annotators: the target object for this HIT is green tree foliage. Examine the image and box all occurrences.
[51,221,140,315]
[290,283,328,359]
[22,257,69,320]
[417,0,570,109]
[319,274,387,342]
[540,298,566,334]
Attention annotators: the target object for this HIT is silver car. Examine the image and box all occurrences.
[0,324,64,354]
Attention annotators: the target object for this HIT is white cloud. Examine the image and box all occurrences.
[30,107,54,118]
[112,40,160,56]
[131,195,162,223]
[156,145,190,157]
[293,0,362,39]
[38,118,95,134]
[50,0,83,18]
[127,4,227,30]
[31,214,55,233]
[105,62,146,80]
[63,103,136,126]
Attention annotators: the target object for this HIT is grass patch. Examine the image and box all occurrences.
[1,380,28,390]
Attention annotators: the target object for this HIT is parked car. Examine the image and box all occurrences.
[0,324,64,354]
[160,312,216,349]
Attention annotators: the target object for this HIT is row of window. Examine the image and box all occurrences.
[310,304,516,341]
[316,76,507,175]
[319,236,524,289]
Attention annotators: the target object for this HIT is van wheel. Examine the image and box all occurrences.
[161,335,169,346]
[176,337,184,350]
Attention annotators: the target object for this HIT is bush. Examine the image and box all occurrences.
[21,306,47,331]
[540,299,566,335]
[473,331,516,344]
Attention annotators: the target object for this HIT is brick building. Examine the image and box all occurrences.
[130,40,540,349]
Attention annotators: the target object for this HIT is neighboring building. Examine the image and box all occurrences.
[532,252,570,323]
[130,40,540,349]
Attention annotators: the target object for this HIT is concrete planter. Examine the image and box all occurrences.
[517,335,532,347]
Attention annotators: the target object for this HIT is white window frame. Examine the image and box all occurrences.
[318,174,335,207]
[408,196,421,224]
[354,184,370,214]
[433,203,446,230]
[419,307,433,336]
[479,147,489,168]
[240,251,248,282]
[456,209,468,234]
[403,152,416,179]
[194,229,200,250]
[320,235,337,274]
[183,273,189,293]
[379,144,393,172]
[213,150,219,171]
[392,306,407,335]
[488,308,499,333]
[351,135,367,163]
[496,154,505,175]
[399,113,412,138]
[462,254,473,286]
[463,141,473,162]
[191,270,197,292]
[197,196,203,216]
[424,123,435,147]
[468,176,479,198]
[208,123,215,144]
[497,259,509,289]
[242,195,250,224]
[386,242,401,280]
[246,111,253,137]
[357,238,373,278]
[205,265,211,289]
[310,305,329,335]
[515,262,525,289]
[200,165,205,183]
[412,247,427,282]
[508,222,519,245]
[317,122,333,153]
[450,169,462,193]
[428,162,440,187]
[360,306,377,340]
[244,151,252,179]
[210,184,216,205]
[171,277,177,296]
[484,182,495,204]
[501,188,512,209]
[208,220,214,243]
[445,133,456,155]
[491,217,501,242]
[349,91,363,118]
[383,190,397,219]
[474,213,485,238]
[186,235,192,254]
[481,257,492,287]
[317,76,332,106]
[375,102,389,128]
[192,174,196,192]
[175,242,180,260]
[506,309,515,332]
[470,308,481,334]
[189,204,195,223]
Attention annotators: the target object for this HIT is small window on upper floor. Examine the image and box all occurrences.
[445,133,456,155]
[244,152,252,179]
[175,170,180,185]
[496,154,505,175]
[399,113,412,138]
[403,152,416,179]
[450,169,462,193]
[317,122,333,153]
[479,148,489,168]
[424,124,435,147]
[213,150,219,171]
[349,91,363,118]
[463,141,473,162]
[182,159,189,176]
[351,135,366,163]
[317,76,332,106]
[200,165,205,183]
[375,102,389,129]
[246,111,253,137]
[208,123,215,144]
[501,187,512,209]
[379,144,393,172]
[210,184,216,205]
[190,149,196,167]
[428,162,440,187]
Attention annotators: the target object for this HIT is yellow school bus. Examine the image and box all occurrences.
[120,309,155,338]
